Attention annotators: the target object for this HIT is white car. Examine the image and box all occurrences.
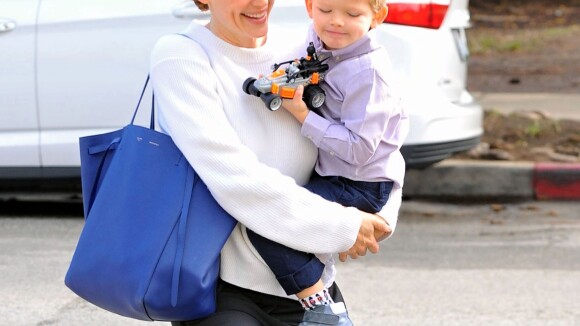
[0,0,481,189]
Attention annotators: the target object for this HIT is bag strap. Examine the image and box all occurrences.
[176,32,193,42]
[170,167,196,307]
[130,33,205,131]
[142,32,208,305]
[130,75,156,130]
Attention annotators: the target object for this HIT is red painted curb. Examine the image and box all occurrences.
[534,163,580,200]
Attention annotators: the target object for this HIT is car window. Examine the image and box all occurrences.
[36,0,190,166]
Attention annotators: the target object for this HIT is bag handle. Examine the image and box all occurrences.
[131,33,204,131]
[130,75,156,130]
[86,76,154,217]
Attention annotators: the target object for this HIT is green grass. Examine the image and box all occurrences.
[467,25,580,55]
[525,120,542,137]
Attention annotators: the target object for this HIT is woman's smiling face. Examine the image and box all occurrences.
[200,0,275,48]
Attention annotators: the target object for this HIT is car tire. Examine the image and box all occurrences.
[303,85,325,110]
[260,93,282,111]
[243,77,260,96]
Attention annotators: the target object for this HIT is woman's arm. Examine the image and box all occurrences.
[375,184,402,235]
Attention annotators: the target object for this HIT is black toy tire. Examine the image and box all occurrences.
[303,85,326,110]
[260,93,283,111]
[243,77,260,96]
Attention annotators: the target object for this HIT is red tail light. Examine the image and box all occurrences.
[384,1,451,29]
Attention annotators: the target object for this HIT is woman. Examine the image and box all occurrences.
[150,0,402,324]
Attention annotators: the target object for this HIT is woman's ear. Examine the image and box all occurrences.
[371,5,388,29]
[305,0,314,19]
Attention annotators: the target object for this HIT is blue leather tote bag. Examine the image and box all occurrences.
[65,76,237,321]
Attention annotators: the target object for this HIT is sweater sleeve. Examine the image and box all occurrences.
[149,35,361,254]
[376,184,401,238]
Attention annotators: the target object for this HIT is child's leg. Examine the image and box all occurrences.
[247,173,383,311]
[306,172,394,214]
[246,229,324,295]
[245,229,333,309]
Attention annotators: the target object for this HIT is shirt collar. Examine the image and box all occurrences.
[308,24,379,63]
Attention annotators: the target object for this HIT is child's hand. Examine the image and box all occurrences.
[281,85,309,123]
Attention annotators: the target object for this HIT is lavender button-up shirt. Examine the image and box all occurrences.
[301,26,409,187]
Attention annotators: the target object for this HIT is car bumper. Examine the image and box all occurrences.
[402,91,484,169]
[401,136,481,169]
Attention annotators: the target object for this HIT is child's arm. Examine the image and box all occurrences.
[285,69,398,166]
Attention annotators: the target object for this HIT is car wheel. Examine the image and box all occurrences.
[243,77,260,96]
[303,85,325,110]
[261,93,282,111]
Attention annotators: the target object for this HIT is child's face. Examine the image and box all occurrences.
[306,0,386,50]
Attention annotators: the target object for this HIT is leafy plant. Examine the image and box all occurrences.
[525,120,542,137]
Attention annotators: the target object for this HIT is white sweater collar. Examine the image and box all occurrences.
[182,22,276,65]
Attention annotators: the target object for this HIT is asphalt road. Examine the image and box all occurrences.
[1,200,579,325]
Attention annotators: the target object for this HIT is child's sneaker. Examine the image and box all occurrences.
[299,302,353,325]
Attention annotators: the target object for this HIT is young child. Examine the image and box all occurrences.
[246,0,409,324]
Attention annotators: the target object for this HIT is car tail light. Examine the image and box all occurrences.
[384,0,451,29]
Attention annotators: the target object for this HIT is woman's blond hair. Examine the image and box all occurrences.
[193,0,209,11]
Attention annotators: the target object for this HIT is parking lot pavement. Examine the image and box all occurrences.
[2,200,580,325]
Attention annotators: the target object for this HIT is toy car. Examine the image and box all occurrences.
[243,42,329,111]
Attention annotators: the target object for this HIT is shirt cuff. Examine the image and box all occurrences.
[301,112,332,147]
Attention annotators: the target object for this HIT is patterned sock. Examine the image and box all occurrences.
[300,288,334,310]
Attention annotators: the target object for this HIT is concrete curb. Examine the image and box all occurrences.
[404,159,580,201]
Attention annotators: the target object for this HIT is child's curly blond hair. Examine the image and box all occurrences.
[371,0,388,12]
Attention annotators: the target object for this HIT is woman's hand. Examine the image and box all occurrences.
[339,212,392,262]
[281,85,309,123]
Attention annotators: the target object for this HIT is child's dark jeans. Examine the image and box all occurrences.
[246,172,394,295]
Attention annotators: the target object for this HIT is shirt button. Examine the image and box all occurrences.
[335,56,340,61]
[330,151,335,156]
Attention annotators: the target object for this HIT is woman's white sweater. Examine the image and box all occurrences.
[150,22,401,298]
